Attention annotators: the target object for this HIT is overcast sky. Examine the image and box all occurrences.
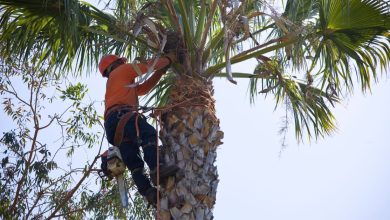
[213,65,390,220]
[84,57,390,220]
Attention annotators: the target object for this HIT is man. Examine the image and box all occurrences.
[99,53,178,205]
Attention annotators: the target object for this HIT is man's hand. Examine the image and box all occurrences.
[165,51,177,65]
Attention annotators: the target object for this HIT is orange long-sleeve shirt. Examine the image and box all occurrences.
[104,57,170,117]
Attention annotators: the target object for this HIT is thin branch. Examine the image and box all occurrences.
[28,73,38,128]
[10,128,39,212]
[9,71,45,212]
[45,155,99,220]
[38,115,58,130]
[26,190,45,218]
[2,75,30,106]
[51,208,87,218]
[45,134,105,219]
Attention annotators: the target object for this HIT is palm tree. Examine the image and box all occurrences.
[0,0,389,219]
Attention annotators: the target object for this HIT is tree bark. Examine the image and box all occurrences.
[158,76,223,220]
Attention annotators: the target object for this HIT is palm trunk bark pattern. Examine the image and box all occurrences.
[158,76,224,220]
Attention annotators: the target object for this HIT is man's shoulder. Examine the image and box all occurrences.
[111,64,133,77]
[116,63,132,71]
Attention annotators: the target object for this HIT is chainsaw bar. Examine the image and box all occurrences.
[116,174,129,208]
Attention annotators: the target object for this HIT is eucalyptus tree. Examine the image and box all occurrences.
[0,0,389,219]
[0,58,154,219]
[0,1,159,218]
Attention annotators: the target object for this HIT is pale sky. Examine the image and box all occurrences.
[2,60,389,220]
[213,62,390,220]
[86,58,390,220]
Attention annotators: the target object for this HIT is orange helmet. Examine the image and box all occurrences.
[98,54,127,76]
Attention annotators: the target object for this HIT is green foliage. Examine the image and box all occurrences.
[60,83,87,101]
[58,84,100,152]
[0,0,389,142]
[248,61,339,139]
[0,0,143,73]
[144,72,176,107]
[283,0,320,23]
[315,0,390,91]
[245,0,389,140]
[83,177,153,220]
[0,57,152,219]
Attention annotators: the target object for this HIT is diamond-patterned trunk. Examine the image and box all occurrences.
[157,76,223,220]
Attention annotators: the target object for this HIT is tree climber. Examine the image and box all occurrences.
[99,53,178,206]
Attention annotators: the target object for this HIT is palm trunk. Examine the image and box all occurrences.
[158,76,223,220]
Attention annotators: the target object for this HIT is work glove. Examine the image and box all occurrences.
[163,30,179,53]
[162,30,185,65]
[164,51,177,65]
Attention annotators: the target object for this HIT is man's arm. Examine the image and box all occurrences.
[136,68,167,96]
[139,57,172,72]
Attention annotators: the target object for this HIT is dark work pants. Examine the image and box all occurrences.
[104,109,157,195]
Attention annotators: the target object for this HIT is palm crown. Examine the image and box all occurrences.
[0,0,389,136]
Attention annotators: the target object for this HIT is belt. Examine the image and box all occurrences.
[105,104,136,119]
[114,111,137,146]
[105,105,141,146]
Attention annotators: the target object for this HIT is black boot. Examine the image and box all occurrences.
[144,187,158,207]
[150,164,180,186]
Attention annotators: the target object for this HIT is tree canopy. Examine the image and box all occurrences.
[1,0,389,139]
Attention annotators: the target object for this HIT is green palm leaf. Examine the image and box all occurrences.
[0,0,389,140]
[315,0,390,91]
[283,0,320,23]
[0,0,162,73]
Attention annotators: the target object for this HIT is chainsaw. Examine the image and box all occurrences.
[100,146,128,208]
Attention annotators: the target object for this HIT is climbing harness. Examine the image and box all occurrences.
[101,105,161,211]
[100,100,208,219]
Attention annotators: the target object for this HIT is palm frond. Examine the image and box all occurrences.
[1,0,389,142]
[283,0,320,23]
[314,0,390,92]
[143,72,175,107]
[248,69,339,140]
[0,0,166,74]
